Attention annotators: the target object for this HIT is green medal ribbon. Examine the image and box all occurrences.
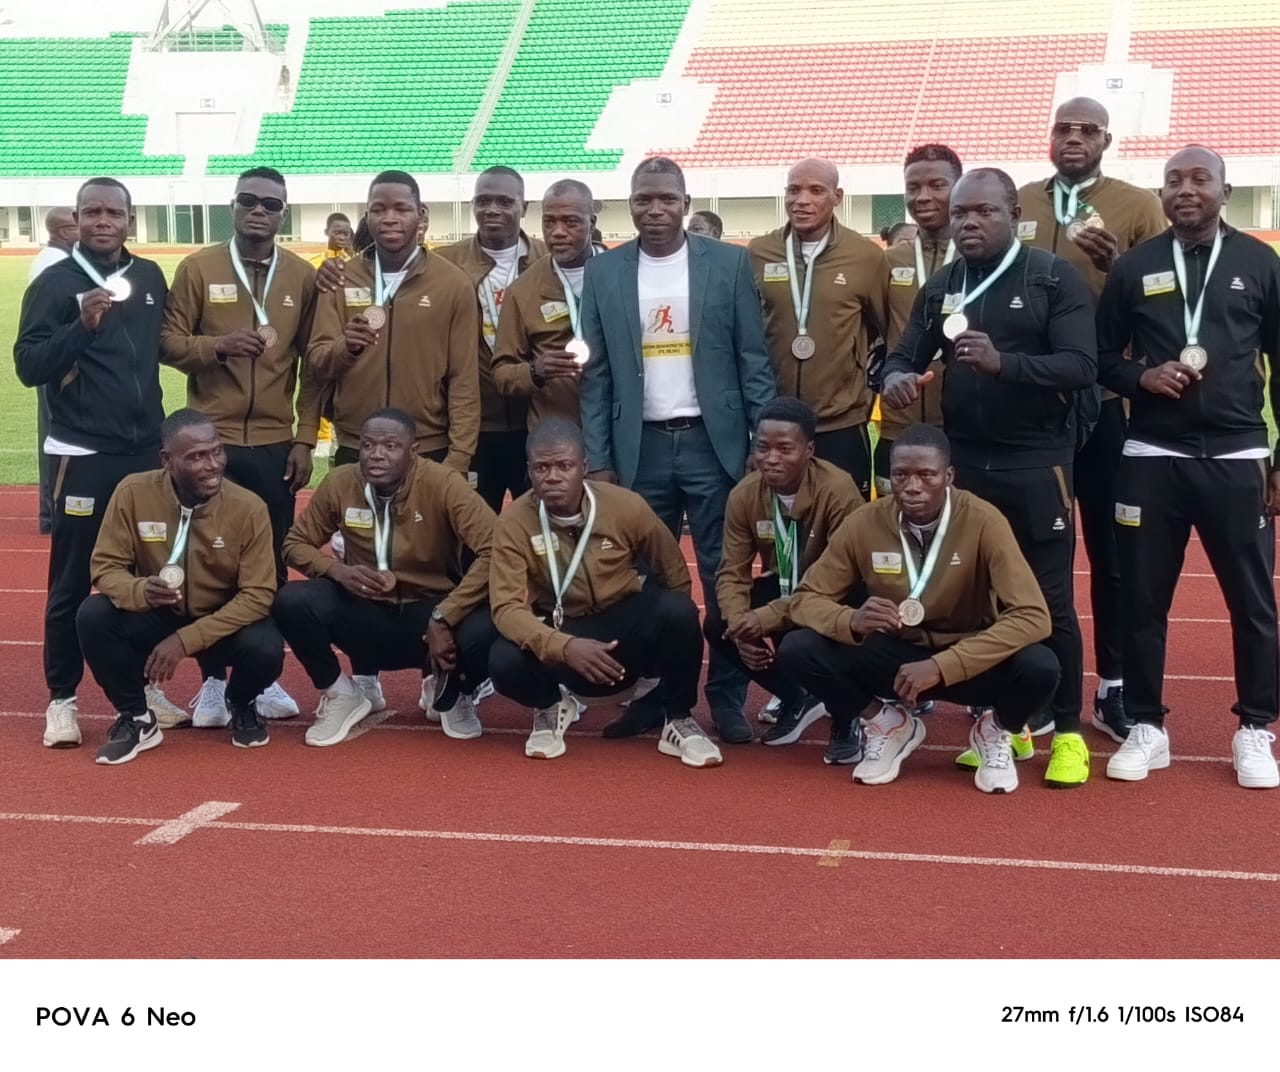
[772,496,798,597]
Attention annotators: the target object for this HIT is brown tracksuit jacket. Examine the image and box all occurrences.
[490,481,691,663]
[716,458,864,633]
[306,247,480,470]
[748,219,889,431]
[161,241,322,447]
[491,252,587,429]
[282,456,495,626]
[91,469,276,655]
[882,236,951,439]
[789,489,1050,685]
[436,232,548,434]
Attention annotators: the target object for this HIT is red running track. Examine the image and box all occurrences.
[0,485,1277,958]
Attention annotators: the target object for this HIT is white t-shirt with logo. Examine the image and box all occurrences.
[481,240,524,349]
[638,243,699,422]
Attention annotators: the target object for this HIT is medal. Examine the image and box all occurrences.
[940,239,1021,345]
[897,598,925,628]
[896,488,953,631]
[1171,229,1223,373]
[159,505,194,591]
[229,239,280,343]
[70,243,134,304]
[1066,220,1086,241]
[784,227,829,359]
[363,305,387,330]
[1052,177,1098,228]
[772,496,799,597]
[1086,214,1105,230]
[567,338,590,366]
[371,247,420,328]
[539,484,598,631]
[1179,345,1208,371]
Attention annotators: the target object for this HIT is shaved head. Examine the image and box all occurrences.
[1167,144,1227,182]
[1055,97,1110,127]
[787,157,840,190]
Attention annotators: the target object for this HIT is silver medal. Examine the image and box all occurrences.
[567,338,590,366]
[942,312,968,340]
[105,276,132,302]
[791,335,816,360]
[363,305,387,330]
[898,598,925,627]
[158,563,185,589]
[1179,346,1208,372]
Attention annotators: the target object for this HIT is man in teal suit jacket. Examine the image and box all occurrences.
[578,157,777,743]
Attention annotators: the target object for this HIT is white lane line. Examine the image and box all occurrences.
[0,811,159,827]
[0,640,40,646]
[134,800,241,846]
[0,588,44,593]
[0,927,20,946]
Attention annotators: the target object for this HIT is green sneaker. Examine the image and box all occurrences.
[1044,731,1090,788]
[956,728,1033,770]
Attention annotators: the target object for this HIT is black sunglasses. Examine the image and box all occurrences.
[235,192,286,213]
[1051,122,1107,138]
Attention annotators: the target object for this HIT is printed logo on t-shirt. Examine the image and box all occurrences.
[344,506,374,529]
[871,551,903,574]
[64,496,94,517]
[1115,503,1141,527]
[209,283,238,303]
[1016,221,1037,241]
[890,267,915,286]
[137,521,167,542]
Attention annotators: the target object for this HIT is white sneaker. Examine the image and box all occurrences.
[146,684,190,728]
[439,693,483,740]
[1233,725,1279,789]
[757,695,782,724]
[658,716,723,768]
[1106,722,1170,782]
[190,677,230,728]
[256,680,299,720]
[525,696,577,760]
[330,531,346,559]
[354,674,387,713]
[853,704,925,786]
[306,675,373,747]
[42,697,81,748]
[970,711,1017,794]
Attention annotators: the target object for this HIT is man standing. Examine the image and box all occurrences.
[877,145,963,494]
[28,206,80,535]
[688,210,723,239]
[491,179,598,430]
[578,156,777,744]
[709,397,863,752]
[438,166,547,512]
[747,158,889,499]
[308,170,480,472]
[489,418,720,767]
[1097,146,1280,789]
[15,178,172,751]
[1017,97,1169,741]
[882,168,1096,787]
[310,212,354,267]
[76,410,283,763]
[277,409,498,747]
[161,165,317,726]
[776,425,1058,793]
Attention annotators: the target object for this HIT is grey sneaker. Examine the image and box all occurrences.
[658,716,723,768]
[306,679,373,747]
[439,693,482,740]
[525,696,577,760]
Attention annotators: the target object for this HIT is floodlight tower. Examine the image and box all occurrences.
[145,0,271,52]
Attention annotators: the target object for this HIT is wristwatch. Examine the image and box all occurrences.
[430,607,447,625]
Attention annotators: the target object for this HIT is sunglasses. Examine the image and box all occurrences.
[1052,122,1107,138]
[235,192,286,213]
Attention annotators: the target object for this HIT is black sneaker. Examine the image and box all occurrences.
[230,702,269,749]
[1090,688,1131,743]
[763,695,827,746]
[1027,709,1056,736]
[602,695,665,738]
[823,719,864,765]
[95,710,162,765]
[712,707,754,744]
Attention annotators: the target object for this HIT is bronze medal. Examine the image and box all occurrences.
[158,563,185,590]
[364,305,387,330]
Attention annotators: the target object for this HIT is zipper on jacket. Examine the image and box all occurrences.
[385,302,395,406]
[243,265,261,446]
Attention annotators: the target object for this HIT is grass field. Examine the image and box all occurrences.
[2,245,1277,487]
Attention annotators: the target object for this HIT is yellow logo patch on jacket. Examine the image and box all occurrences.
[755,520,775,539]
[64,496,94,517]
[540,301,570,323]
[137,521,168,542]
[344,507,374,529]
[1142,272,1176,297]
[871,551,903,574]
[530,533,561,555]
[344,287,373,307]
[762,263,790,283]
[890,267,916,286]
[208,283,238,303]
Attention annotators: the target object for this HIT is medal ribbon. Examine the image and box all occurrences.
[70,242,133,293]
[1171,228,1223,348]
[914,236,956,289]
[1052,177,1097,227]
[374,247,421,309]
[897,487,952,602]
[363,484,393,571]
[772,497,799,597]
[956,239,1021,316]
[538,483,598,628]
[166,506,194,566]
[551,260,584,340]
[784,229,830,338]
[228,240,279,329]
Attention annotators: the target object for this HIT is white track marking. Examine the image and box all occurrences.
[0,806,1274,883]
[134,801,241,845]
